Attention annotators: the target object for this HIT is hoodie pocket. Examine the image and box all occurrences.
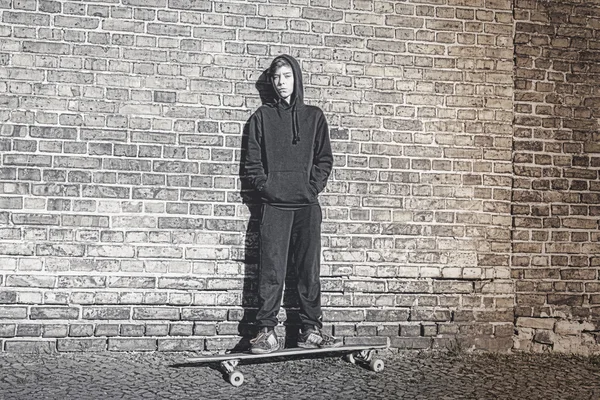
[262,171,315,203]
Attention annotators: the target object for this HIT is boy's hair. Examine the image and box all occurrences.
[269,57,292,77]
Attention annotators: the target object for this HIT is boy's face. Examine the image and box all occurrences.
[271,65,294,104]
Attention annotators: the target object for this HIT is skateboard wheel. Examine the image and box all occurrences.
[344,353,356,364]
[369,359,384,373]
[229,371,244,387]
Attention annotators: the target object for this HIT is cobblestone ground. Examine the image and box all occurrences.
[1,350,599,400]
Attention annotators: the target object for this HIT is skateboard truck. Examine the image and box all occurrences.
[344,349,385,372]
[220,359,244,387]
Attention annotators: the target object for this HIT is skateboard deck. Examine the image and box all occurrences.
[187,344,387,386]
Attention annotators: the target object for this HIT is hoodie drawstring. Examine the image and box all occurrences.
[292,103,299,144]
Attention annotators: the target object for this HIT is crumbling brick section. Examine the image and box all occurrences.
[513,0,600,354]
[0,1,514,352]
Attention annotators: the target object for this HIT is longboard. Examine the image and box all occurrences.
[187,344,387,386]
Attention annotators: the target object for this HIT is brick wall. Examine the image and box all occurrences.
[0,0,514,353]
[513,0,600,354]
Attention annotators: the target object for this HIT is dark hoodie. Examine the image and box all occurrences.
[245,54,333,207]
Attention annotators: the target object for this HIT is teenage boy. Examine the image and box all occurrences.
[245,54,340,354]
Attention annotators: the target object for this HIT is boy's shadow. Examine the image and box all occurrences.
[230,69,301,352]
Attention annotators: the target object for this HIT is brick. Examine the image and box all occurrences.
[385,15,424,28]
[0,243,34,256]
[4,11,50,25]
[6,275,55,288]
[36,244,85,257]
[81,128,127,142]
[23,41,69,54]
[57,338,106,352]
[30,126,76,139]
[4,154,52,167]
[82,307,131,320]
[43,325,69,338]
[390,337,431,349]
[302,7,343,21]
[192,27,236,40]
[433,281,473,294]
[158,338,205,351]
[190,322,215,336]
[388,280,430,293]
[5,340,56,353]
[108,277,155,289]
[206,278,243,290]
[147,23,191,37]
[158,278,206,290]
[258,5,300,17]
[323,309,364,322]
[282,32,322,45]
[366,309,409,322]
[0,324,16,337]
[133,307,180,320]
[30,307,79,319]
[411,309,452,322]
[137,246,182,259]
[181,307,227,321]
[54,15,99,29]
[123,49,167,62]
[121,324,145,337]
[344,336,387,346]
[69,324,94,337]
[0,306,27,318]
[108,338,157,351]
[0,291,17,304]
[205,336,241,350]
[168,0,211,10]
[87,245,135,258]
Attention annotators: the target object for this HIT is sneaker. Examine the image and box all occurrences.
[298,327,342,349]
[250,328,279,354]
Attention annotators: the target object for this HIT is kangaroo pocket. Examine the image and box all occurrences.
[262,171,315,204]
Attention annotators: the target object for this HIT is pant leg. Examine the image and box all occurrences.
[290,204,323,330]
[256,204,293,328]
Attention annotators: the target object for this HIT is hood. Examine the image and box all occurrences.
[269,54,304,144]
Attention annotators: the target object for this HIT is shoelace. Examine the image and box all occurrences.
[319,330,334,342]
[250,331,269,345]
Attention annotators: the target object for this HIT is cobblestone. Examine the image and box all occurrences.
[1,350,599,399]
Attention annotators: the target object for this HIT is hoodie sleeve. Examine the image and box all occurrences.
[245,111,268,192]
[309,112,333,194]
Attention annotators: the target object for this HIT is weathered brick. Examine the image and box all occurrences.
[0,243,34,256]
[158,338,205,351]
[132,307,180,320]
[366,309,409,322]
[168,0,211,11]
[0,306,27,319]
[390,337,432,349]
[30,307,79,320]
[82,307,130,320]
[0,324,16,337]
[411,309,452,322]
[57,338,106,352]
[108,338,157,351]
[108,277,155,289]
[258,5,300,17]
[5,340,56,353]
[6,275,55,288]
[4,11,50,26]
[158,278,206,290]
